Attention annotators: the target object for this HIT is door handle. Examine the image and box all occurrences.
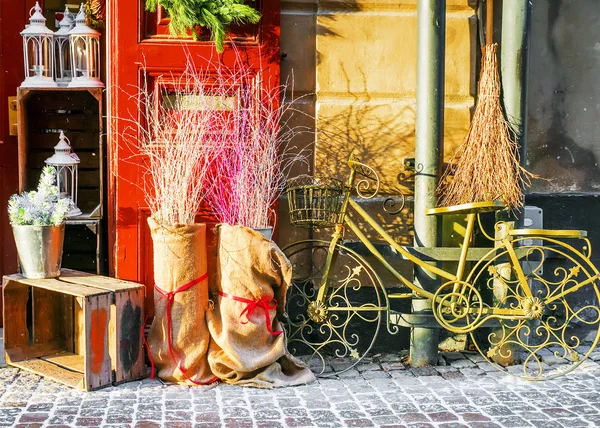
[8,97,17,136]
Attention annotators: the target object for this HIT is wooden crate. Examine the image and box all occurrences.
[17,87,103,218]
[2,269,145,391]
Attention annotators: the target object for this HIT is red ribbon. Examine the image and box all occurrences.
[219,291,283,336]
[142,273,218,386]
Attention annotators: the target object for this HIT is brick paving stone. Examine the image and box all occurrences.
[18,413,49,423]
[75,417,103,427]
[400,412,429,423]
[496,416,533,427]
[223,418,252,428]
[542,407,576,418]
[467,423,502,428]
[79,408,106,417]
[285,417,314,427]
[428,412,458,422]
[461,413,490,422]
[164,422,192,428]
[529,421,564,428]
[25,403,53,412]
[344,418,374,427]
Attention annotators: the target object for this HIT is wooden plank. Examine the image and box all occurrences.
[2,279,30,353]
[27,113,99,131]
[40,352,85,373]
[83,295,112,390]
[12,358,83,389]
[6,340,66,363]
[32,288,63,347]
[61,294,75,354]
[13,276,107,297]
[114,289,145,384]
[27,132,99,150]
[59,270,144,292]
[74,297,84,356]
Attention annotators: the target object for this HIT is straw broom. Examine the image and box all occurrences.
[438,0,534,209]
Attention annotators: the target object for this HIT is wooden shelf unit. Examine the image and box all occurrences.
[17,87,105,274]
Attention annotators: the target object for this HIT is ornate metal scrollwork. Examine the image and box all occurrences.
[383,193,406,216]
[468,237,600,380]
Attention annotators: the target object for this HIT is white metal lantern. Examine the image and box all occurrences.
[54,7,75,87]
[45,131,82,217]
[68,3,104,88]
[20,2,58,88]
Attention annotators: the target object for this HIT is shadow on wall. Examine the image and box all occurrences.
[527,0,600,193]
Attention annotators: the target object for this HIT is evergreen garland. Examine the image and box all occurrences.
[146,0,261,52]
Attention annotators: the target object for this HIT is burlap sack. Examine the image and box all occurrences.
[147,217,216,385]
[207,224,315,387]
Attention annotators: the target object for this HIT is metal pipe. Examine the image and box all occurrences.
[412,0,446,367]
[500,0,531,163]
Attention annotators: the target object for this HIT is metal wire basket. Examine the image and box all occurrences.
[286,176,346,228]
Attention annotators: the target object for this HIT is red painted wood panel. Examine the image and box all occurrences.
[0,1,40,323]
[107,1,281,314]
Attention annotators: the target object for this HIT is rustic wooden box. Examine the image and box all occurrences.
[2,269,145,391]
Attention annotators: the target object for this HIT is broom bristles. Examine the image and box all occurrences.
[438,43,535,209]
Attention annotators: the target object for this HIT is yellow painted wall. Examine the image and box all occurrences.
[281,0,476,194]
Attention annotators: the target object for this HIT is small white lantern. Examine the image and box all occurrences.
[20,2,58,88]
[54,7,75,87]
[45,131,82,217]
[68,3,104,88]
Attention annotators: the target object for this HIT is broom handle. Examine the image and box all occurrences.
[486,0,494,45]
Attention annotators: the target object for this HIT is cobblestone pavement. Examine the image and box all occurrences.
[2,350,600,428]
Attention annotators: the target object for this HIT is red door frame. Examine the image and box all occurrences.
[106,2,280,312]
[0,0,40,317]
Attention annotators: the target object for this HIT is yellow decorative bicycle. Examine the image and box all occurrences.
[282,154,600,380]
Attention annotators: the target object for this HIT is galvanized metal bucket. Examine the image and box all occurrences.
[253,227,273,240]
[12,224,65,278]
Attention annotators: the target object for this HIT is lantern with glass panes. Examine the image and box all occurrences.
[54,6,75,87]
[68,3,104,88]
[20,2,58,88]
[45,131,82,217]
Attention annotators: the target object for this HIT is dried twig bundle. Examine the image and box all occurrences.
[438,44,535,209]
[120,57,220,226]
[206,61,309,229]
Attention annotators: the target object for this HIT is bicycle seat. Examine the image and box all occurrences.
[425,201,506,216]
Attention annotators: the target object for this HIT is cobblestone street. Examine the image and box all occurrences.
[1,347,600,428]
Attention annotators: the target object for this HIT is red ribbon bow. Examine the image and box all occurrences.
[142,273,218,386]
[219,291,283,336]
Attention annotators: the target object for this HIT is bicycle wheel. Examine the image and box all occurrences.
[282,240,387,376]
[467,237,600,380]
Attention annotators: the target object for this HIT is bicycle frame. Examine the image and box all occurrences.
[313,158,531,320]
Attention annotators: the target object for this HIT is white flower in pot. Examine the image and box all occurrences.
[8,166,73,278]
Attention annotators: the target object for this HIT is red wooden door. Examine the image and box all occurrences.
[107,2,280,313]
[0,1,38,313]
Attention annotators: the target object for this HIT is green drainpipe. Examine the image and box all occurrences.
[500,0,531,154]
[492,0,531,364]
[411,0,446,367]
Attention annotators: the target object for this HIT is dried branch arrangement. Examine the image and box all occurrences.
[119,52,308,228]
[206,68,309,229]
[438,44,535,209]
[122,59,221,226]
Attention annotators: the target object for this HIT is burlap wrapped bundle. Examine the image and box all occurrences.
[147,217,216,385]
[207,224,315,387]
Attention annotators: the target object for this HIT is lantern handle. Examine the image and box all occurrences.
[59,130,71,146]
[29,2,42,17]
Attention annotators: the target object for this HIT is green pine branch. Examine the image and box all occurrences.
[146,0,261,53]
